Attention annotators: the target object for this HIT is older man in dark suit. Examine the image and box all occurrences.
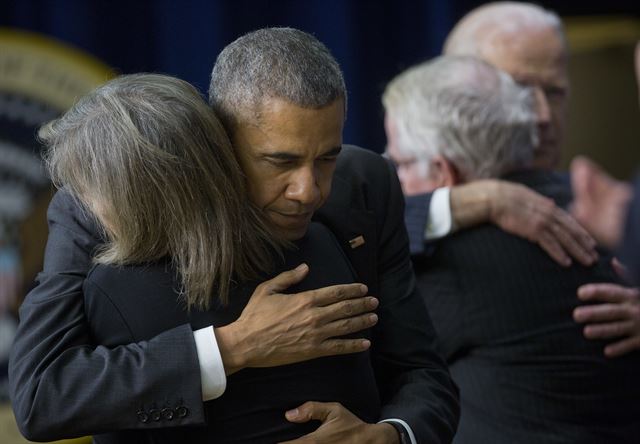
[384,54,640,443]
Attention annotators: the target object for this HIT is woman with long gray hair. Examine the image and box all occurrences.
[40,73,282,309]
[22,73,380,443]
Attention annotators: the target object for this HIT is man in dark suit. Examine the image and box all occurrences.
[383,54,640,443]
[9,28,458,444]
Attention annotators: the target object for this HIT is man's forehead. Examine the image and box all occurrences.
[483,36,568,87]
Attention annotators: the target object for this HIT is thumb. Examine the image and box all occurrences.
[612,257,629,281]
[570,157,593,201]
[569,156,598,222]
[285,401,332,423]
[266,263,309,294]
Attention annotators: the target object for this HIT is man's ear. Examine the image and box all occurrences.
[429,155,461,187]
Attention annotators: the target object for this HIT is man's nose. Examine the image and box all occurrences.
[534,86,551,125]
[284,166,321,206]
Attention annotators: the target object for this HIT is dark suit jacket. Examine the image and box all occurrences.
[9,145,459,443]
[404,193,434,256]
[414,170,640,443]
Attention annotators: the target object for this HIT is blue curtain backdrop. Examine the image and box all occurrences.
[1,0,638,153]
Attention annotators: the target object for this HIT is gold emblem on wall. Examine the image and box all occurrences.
[0,27,113,367]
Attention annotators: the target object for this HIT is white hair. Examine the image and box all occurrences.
[444,2,566,58]
[383,55,537,180]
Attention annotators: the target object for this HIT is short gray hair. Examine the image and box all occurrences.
[209,27,346,129]
[383,55,537,180]
[444,2,566,58]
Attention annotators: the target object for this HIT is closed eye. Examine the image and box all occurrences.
[319,155,338,163]
[267,158,296,167]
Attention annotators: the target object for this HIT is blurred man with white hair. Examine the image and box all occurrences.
[402,1,640,358]
[384,54,640,444]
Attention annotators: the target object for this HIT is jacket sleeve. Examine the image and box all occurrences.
[372,160,460,443]
[8,190,205,441]
[404,193,433,256]
[619,175,640,286]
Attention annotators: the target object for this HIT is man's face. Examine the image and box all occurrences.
[384,114,438,196]
[232,98,344,241]
[481,25,569,170]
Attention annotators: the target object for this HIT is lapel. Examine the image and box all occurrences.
[314,176,379,296]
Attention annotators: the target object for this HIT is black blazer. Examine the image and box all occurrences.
[415,170,640,444]
[9,145,459,443]
[84,223,380,443]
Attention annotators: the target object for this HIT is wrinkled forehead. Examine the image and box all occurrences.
[480,25,568,87]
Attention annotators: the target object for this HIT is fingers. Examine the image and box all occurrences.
[537,231,571,267]
[574,288,640,357]
[536,211,598,267]
[317,296,378,323]
[573,303,633,324]
[285,401,339,423]
[583,320,635,340]
[308,283,369,306]
[261,263,310,294]
[320,312,378,338]
[577,283,639,303]
[497,180,597,267]
[605,335,640,358]
[552,209,598,266]
[611,257,629,280]
[317,338,372,357]
[569,156,593,205]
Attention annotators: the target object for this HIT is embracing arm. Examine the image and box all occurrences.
[407,179,597,266]
[8,190,206,440]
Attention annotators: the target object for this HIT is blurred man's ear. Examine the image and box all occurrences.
[429,155,461,188]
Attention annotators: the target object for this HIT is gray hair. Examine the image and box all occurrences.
[383,55,537,180]
[444,2,566,58]
[41,73,283,309]
[209,27,346,129]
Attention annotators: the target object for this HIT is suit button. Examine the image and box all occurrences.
[149,409,161,422]
[137,411,149,423]
[176,406,189,418]
[161,408,174,421]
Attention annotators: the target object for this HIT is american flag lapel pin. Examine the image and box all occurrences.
[349,235,365,249]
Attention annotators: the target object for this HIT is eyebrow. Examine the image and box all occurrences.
[322,145,343,157]
[261,145,342,161]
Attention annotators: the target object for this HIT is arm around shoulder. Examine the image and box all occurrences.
[9,190,206,440]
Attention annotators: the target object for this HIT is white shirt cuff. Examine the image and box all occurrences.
[193,326,227,401]
[424,186,453,240]
[379,418,417,444]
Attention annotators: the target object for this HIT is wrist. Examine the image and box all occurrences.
[484,179,503,224]
[374,422,402,444]
[214,323,246,375]
[450,179,496,229]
